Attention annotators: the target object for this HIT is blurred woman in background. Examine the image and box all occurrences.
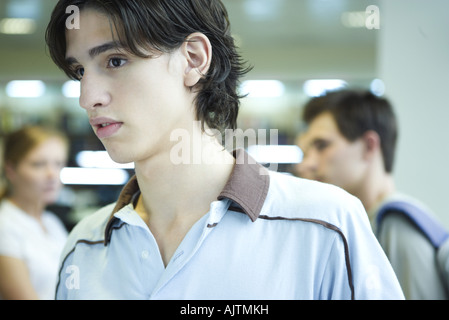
[0,126,69,300]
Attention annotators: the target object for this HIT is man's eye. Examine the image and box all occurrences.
[75,67,84,79]
[108,58,126,68]
[314,140,330,151]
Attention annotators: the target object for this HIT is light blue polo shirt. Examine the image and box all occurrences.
[56,150,404,300]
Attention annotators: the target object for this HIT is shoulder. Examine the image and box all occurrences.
[0,200,29,236]
[265,171,367,226]
[68,203,116,241]
[42,211,69,235]
[262,172,405,299]
[0,200,20,223]
[61,203,116,256]
[0,201,29,258]
[267,171,360,205]
[376,194,449,248]
[380,211,434,247]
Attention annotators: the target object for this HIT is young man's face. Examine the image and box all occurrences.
[296,112,367,194]
[65,9,194,164]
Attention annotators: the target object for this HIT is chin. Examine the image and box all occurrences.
[42,188,62,204]
[43,196,58,206]
[101,139,134,163]
[107,151,134,165]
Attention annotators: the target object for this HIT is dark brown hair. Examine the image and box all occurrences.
[46,0,250,133]
[302,90,398,173]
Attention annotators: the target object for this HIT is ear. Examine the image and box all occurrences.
[181,32,212,87]
[362,130,381,160]
[4,162,17,183]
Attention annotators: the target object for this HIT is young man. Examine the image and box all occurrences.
[297,89,448,299]
[46,0,404,299]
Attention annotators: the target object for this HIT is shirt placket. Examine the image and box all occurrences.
[111,206,165,296]
[149,198,231,298]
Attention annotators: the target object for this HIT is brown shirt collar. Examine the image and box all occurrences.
[104,149,270,243]
[217,149,270,222]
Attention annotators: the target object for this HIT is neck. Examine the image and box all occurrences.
[353,168,396,216]
[7,195,45,220]
[134,132,235,224]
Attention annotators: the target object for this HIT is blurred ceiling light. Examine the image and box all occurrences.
[62,80,81,98]
[6,80,46,98]
[303,79,347,97]
[247,145,303,164]
[0,18,36,34]
[240,80,285,98]
[341,11,366,28]
[60,167,130,185]
[243,0,281,21]
[7,0,41,19]
[76,151,134,169]
[370,79,385,96]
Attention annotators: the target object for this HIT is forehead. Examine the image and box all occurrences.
[65,8,115,58]
[25,138,66,157]
[306,112,341,138]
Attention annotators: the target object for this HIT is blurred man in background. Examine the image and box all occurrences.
[297,89,448,299]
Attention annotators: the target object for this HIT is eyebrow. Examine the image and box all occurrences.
[65,41,122,65]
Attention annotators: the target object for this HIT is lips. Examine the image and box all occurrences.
[89,117,123,139]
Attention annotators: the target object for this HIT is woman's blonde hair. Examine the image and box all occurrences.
[0,126,69,201]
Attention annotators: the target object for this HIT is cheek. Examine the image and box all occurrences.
[118,79,171,125]
[321,147,346,170]
[19,170,44,188]
[333,146,365,179]
[10,171,42,198]
[319,146,356,182]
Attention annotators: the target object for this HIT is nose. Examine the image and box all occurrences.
[297,152,318,180]
[46,164,61,181]
[79,74,111,110]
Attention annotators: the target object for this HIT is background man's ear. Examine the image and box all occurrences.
[182,32,212,87]
[362,130,381,160]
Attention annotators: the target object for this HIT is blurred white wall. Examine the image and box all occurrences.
[378,0,449,227]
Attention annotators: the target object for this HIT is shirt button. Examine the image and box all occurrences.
[141,250,149,259]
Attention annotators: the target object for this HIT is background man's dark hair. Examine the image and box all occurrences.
[302,90,398,173]
[46,0,251,133]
